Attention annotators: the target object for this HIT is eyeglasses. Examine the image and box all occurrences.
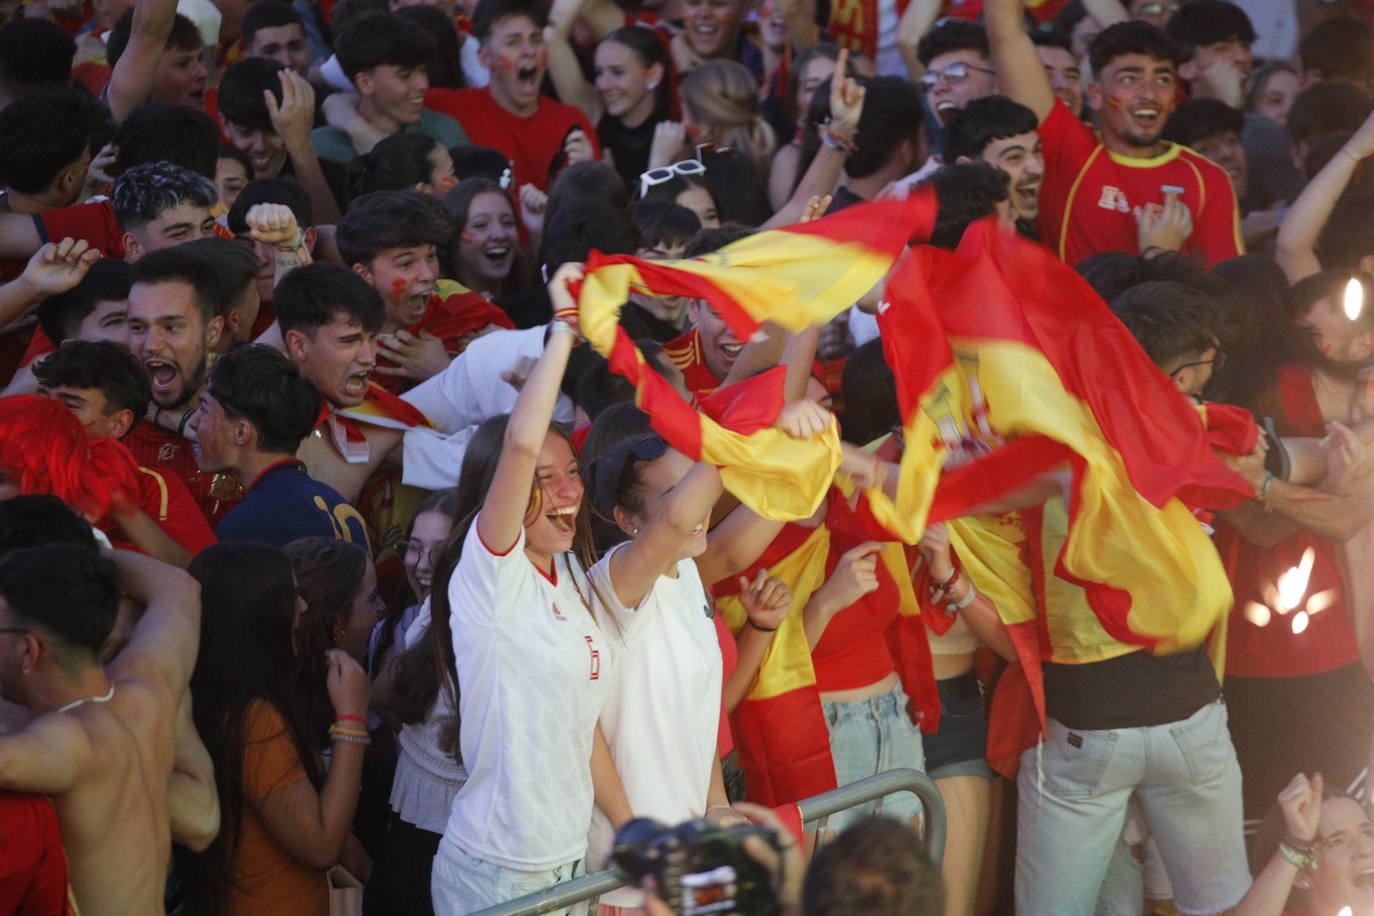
[639,158,707,197]
[918,61,997,90]
[1169,351,1226,380]
[1134,1,1181,17]
[403,540,437,563]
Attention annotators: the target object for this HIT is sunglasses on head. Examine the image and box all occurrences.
[639,159,707,198]
[592,433,669,518]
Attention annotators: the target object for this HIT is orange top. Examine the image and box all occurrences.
[231,701,329,916]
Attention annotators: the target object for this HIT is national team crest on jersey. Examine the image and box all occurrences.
[1097,186,1130,213]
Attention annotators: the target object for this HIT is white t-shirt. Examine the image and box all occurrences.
[586,545,723,906]
[444,519,613,869]
[401,327,577,491]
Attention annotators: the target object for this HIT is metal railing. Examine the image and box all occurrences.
[469,767,946,916]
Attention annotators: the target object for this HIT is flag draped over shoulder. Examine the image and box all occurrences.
[869,217,1254,653]
[319,382,436,465]
[575,197,936,520]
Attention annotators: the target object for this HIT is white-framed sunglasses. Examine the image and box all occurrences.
[638,158,707,197]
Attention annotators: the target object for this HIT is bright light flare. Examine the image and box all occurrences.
[1245,601,1272,627]
[1337,907,1351,916]
[1292,611,1310,634]
[1276,549,1316,613]
[1345,278,1364,321]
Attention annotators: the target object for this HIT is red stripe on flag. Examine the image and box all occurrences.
[730,687,837,807]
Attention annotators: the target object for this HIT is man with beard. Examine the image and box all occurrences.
[940,96,1045,232]
[424,0,599,192]
[336,190,512,394]
[124,248,241,525]
[986,0,1243,267]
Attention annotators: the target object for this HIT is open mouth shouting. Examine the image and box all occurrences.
[1014,178,1041,211]
[546,504,577,535]
[483,241,514,270]
[341,370,371,402]
[515,62,541,95]
[934,99,960,122]
[1128,105,1163,132]
[144,357,182,402]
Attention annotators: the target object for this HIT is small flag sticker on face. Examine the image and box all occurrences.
[1160,184,1185,196]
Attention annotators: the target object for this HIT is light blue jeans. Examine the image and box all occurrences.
[1015,700,1250,916]
[820,680,925,833]
[430,836,590,916]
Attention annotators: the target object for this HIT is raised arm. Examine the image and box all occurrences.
[1234,773,1321,916]
[107,0,178,124]
[897,0,943,80]
[545,0,603,123]
[0,238,101,333]
[476,265,582,554]
[1275,108,1374,282]
[985,0,1056,122]
[0,712,88,794]
[105,550,202,698]
[607,462,725,609]
[270,70,342,227]
[762,53,865,230]
[253,650,368,870]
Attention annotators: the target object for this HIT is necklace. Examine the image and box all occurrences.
[55,684,115,715]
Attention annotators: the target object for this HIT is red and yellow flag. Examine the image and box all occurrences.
[576,197,933,520]
[869,216,1254,654]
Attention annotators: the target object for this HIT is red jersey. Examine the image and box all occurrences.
[0,792,70,916]
[34,200,125,258]
[1215,366,1360,679]
[1037,101,1243,268]
[373,288,514,394]
[124,422,243,527]
[663,328,721,397]
[423,88,600,192]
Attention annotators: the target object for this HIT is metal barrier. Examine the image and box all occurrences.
[468,767,946,916]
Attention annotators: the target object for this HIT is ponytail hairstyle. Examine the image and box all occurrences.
[681,60,777,175]
[601,25,673,120]
[0,395,142,524]
[394,415,597,756]
[346,132,444,202]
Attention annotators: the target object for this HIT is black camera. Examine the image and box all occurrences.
[611,816,782,916]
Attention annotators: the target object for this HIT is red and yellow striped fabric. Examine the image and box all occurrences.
[576,197,933,520]
[869,216,1254,654]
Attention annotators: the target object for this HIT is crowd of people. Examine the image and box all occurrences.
[0,0,1373,910]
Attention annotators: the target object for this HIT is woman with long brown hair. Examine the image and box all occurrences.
[428,264,617,914]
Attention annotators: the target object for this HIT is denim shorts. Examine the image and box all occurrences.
[921,672,995,780]
[431,836,590,916]
[820,680,925,833]
[1015,700,1249,916]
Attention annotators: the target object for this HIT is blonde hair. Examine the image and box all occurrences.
[682,60,777,174]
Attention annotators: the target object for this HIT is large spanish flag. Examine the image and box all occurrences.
[576,197,934,520]
[868,216,1254,653]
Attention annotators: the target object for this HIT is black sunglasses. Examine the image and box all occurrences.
[591,433,669,519]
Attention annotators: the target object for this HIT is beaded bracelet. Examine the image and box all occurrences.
[328,726,370,738]
[948,579,978,612]
[1278,841,1316,870]
[820,124,858,154]
[331,733,371,746]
